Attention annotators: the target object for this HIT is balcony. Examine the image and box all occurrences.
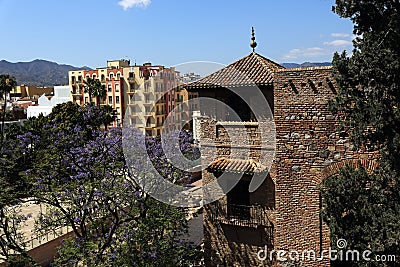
[156,110,166,115]
[130,118,144,126]
[127,89,136,95]
[71,90,81,96]
[144,112,155,117]
[175,96,184,102]
[131,97,143,102]
[128,77,135,83]
[145,123,156,128]
[143,100,154,105]
[211,203,273,228]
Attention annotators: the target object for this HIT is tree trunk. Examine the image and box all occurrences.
[1,90,7,144]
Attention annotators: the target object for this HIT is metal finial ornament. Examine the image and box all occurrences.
[250,27,257,52]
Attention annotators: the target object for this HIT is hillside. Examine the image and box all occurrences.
[0,59,90,87]
[0,59,332,87]
[281,62,332,68]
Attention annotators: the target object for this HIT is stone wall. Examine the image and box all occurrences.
[200,120,276,266]
[201,67,378,267]
[273,67,377,267]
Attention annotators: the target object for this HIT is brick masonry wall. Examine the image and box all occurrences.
[200,121,276,266]
[200,67,378,267]
[273,67,377,267]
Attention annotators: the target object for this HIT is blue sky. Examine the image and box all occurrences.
[0,0,354,68]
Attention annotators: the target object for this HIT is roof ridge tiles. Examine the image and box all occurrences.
[186,52,285,89]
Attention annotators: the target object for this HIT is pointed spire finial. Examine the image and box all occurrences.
[250,26,257,52]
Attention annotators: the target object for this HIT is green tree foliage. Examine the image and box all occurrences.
[84,77,106,106]
[330,0,400,170]
[0,74,17,143]
[0,102,200,266]
[322,1,400,266]
[322,165,400,266]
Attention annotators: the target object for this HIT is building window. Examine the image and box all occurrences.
[108,85,112,92]
[110,73,114,80]
[227,180,250,220]
[115,84,120,92]
[116,96,120,104]
[108,96,113,104]
[144,82,151,92]
[85,97,88,103]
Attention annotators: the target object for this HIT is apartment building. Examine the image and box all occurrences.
[11,85,53,99]
[68,60,183,134]
[174,87,199,131]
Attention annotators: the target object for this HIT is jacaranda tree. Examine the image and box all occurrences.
[7,102,201,266]
[1,102,201,266]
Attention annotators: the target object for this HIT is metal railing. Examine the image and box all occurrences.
[209,202,274,245]
[71,90,81,95]
[156,110,166,115]
[24,224,72,250]
[175,96,184,102]
[211,202,273,228]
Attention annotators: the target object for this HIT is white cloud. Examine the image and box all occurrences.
[331,33,351,38]
[118,0,151,10]
[323,40,352,47]
[283,47,326,59]
[282,34,354,61]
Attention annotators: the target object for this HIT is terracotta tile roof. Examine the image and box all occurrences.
[207,157,267,174]
[186,52,284,89]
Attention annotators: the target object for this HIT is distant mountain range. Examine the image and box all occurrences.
[0,59,90,87]
[0,59,332,87]
[280,62,332,68]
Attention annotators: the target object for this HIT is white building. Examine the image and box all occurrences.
[27,86,70,118]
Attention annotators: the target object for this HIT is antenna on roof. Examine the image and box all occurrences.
[250,26,257,52]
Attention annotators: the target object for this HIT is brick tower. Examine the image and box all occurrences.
[186,29,377,267]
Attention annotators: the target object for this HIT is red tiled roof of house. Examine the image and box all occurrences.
[185,52,284,89]
[207,157,267,174]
